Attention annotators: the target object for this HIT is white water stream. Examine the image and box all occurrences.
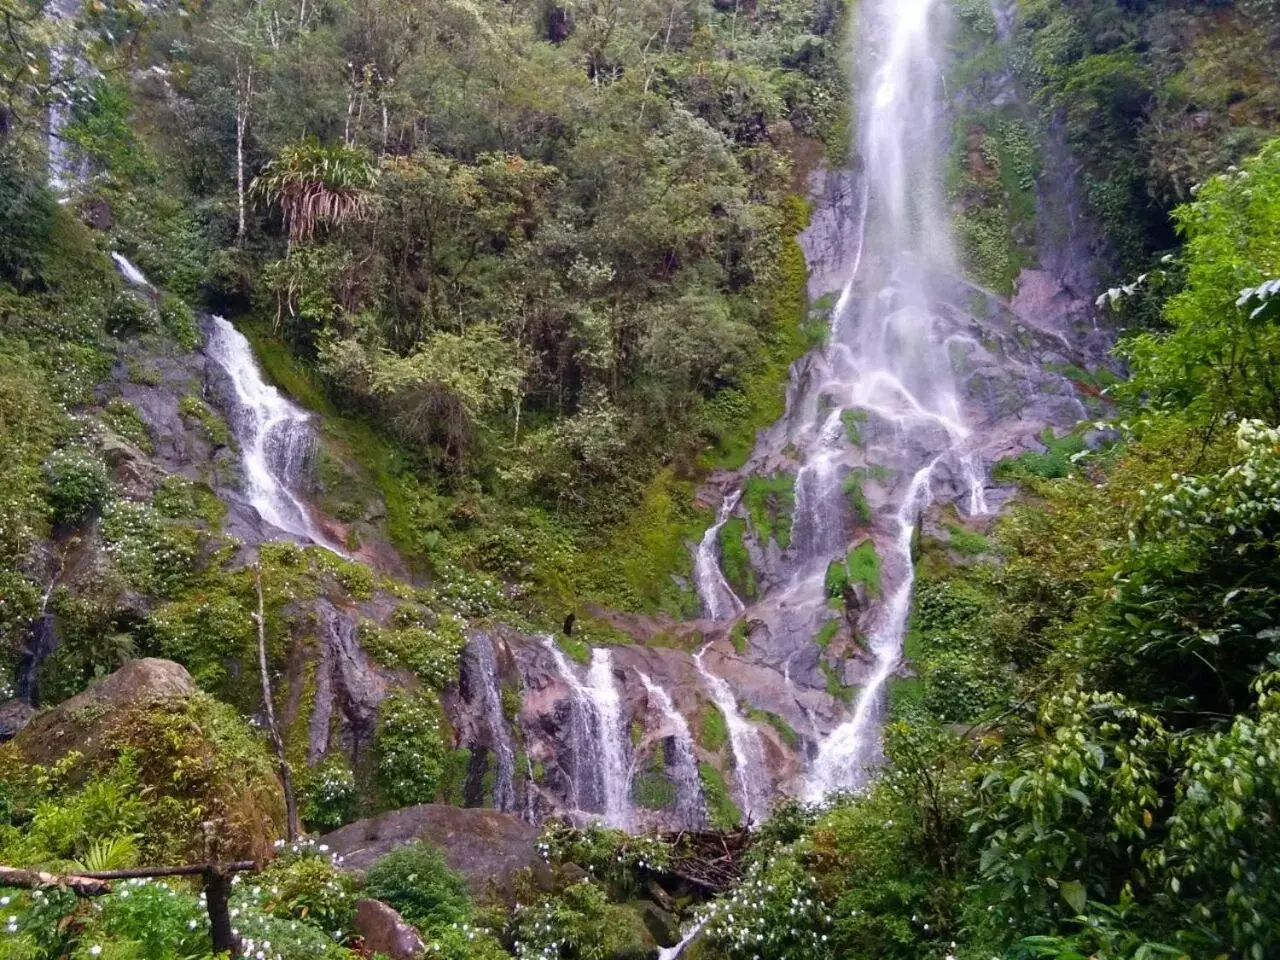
[637,672,705,830]
[693,0,991,798]
[694,648,770,825]
[693,492,746,621]
[205,316,339,550]
[466,633,517,813]
[542,640,636,830]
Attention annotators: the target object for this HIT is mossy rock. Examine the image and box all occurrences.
[7,658,286,860]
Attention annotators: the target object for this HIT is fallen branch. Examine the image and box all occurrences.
[0,866,110,897]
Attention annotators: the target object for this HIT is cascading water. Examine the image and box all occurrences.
[691,0,992,799]
[465,633,517,813]
[205,316,339,550]
[637,672,705,830]
[542,639,635,829]
[46,0,81,193]
[802,0,989,793]
[694,648,770,826]
[586,650,634,831]
[693,492,746,621]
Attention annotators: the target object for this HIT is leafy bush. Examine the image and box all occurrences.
[375,694,447,807]
[103,292,158,338]
[101,398,153,452]
[44,448,109,525]
[364,841,471,933]
[300,758,359,832]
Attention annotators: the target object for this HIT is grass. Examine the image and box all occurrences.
[730,619,749,654]
[699,762,742,830]
[847,541,882,593]
[699,704,728,753]
[747,708,799,748]
[945,522,992,557]
[816,619,839,650]
[993,426,1087,482]
[718,517,757,601]
[742,473,797,549]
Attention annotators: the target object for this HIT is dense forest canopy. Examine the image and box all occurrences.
[1,0,1280,959]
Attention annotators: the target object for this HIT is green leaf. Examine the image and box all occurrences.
[1060,879,1087,914]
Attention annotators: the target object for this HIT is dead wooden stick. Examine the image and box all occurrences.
[254,564,299,841]
[0,865,110,896]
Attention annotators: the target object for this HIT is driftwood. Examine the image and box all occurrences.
[660,827,753,893]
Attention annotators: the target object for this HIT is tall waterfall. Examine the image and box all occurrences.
[205,316,338,550]
[803,0,986,793]
[464,633,517,813]
[694,649,770,826]
[542,640,635,830]
[691,0,990,799]
[637,672,705,830]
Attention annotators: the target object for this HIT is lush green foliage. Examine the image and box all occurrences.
[364,841,471,934]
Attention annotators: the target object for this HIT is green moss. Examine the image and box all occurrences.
[846,541,882,594]
[729,618,749,655]
[102,397,153,453]
[742,473,796,549]
[178,394,234,448]
[825,557,850,599]
[821,661,856,705]
[699,704,728,753]
[843,472,871,524]
[816,619,839,650]
[558,634,591,665]
[718,517,757,601]
[634,751,676,810]
[705,197,815,470]
[841,408,868,445]
[747,708,798,748]
[699,762,742,830]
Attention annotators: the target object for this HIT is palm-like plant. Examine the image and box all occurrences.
[251,139,379,242]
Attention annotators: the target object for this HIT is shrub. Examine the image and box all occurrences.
[364,841,472,933]
[44,448,109,525]
[375,694,447,807]
[103,291,158,337]
[158,293,199,350]
[300,757,359,832]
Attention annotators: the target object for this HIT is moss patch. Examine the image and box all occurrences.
[699,762,741,830]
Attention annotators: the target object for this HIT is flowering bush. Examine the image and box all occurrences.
[300,758,359,832]
[702,855,835,960]
[257,839,357,934]
[375,694,447,807]
[44,447,109,526]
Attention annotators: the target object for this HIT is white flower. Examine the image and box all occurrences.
[90,947,103,957]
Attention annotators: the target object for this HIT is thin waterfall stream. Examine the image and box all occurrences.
[694,648,770,825]
[205,316,341,551]
[637,672,705,830]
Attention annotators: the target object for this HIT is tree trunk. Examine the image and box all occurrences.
[235,59,253,245]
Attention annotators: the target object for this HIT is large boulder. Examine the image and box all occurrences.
[11,658,195,767]
[354,899,425,960]
[322,804,540,899]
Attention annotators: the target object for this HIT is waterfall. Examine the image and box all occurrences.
[657,919,708,960]
[637,672,705,830]
[802,0,987,794]
[205,316,339,550]
[46,0,81,193]
[465,633,517,813]
[542,639,635,830]
[694,648,770,826]
[692,492,745,621]
[111,253,153,289]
